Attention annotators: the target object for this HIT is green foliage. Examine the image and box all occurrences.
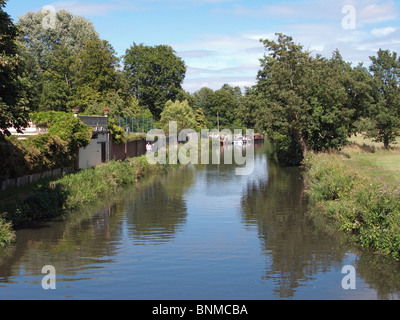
[159,100,196,135]
[52,156,169,210]
[0,136,28,179]
[30,111,92,150]
[17,9,98,70]
[191,84,243,131]
[0,111,92,179]
[17,10,123,114]
[2,183,66,228]
[0,132,73,179]
[195,108,207,130]
[108,119,125,144]
[39,44,75,111]
[0,217,15,246]
[0,0,30,136]
[19,133,69,171]
[365,49,400,149]
[254,34,359,165]
[305,153,400,260]
[123,43,187,119]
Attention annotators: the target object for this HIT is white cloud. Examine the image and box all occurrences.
[371,26,397,36]
[357,1,398,25]
[179,0,400,91]
[50,1,140,16]
[173,32,265,92]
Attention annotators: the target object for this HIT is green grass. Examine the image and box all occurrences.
[342,135,400,186]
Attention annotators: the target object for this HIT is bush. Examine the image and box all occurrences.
[1,112,92,180]
[0,218,15,246]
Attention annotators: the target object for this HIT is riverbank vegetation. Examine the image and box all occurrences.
[0,155,173,245]
[304,138,400,260]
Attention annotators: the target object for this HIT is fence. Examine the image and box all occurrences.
[112,139,147,161]
[119,117,153,134]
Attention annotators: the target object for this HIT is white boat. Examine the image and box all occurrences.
[233,136,244,145]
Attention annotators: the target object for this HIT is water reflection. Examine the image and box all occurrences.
[239,143,400,299]
[124,168,194,244]
[240,149,346,298]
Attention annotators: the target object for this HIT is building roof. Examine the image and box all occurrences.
[78,116,109,133]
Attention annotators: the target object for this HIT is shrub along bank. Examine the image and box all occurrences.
[304,152,400,260]
[0,155,174,246]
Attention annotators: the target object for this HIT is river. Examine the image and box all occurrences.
[1,142,400,300]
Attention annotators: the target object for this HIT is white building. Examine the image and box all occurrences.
[77,116,112,170]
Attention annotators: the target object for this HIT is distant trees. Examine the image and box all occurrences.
[366,49,400,149]
[123,43,187,120]
[195,108,207,130]
[191,84,243,131]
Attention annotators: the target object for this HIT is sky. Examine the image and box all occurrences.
[4,0,400,93]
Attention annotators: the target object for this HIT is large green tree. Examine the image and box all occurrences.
[0,0,29,137]
[209,84,242,130]
[123,43,186,120]
[71,38,121,112]
[39,44,75,111]
[255,34,350,165]
[17,9,102,112]
[17,9,98,69]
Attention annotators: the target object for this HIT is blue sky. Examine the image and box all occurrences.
[4,0,400,92]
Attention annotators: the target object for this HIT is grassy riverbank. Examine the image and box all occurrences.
[304,139,400,260]
[0,155,173,246]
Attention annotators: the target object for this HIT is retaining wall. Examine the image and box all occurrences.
[1,166,74,191]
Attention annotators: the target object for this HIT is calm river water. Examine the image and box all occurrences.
[1,142,400,300]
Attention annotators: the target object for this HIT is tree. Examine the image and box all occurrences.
[0,0,29,137]
[255,34,350,165]
[17,9,100,112]
[238,86,264,131]
[195,108,207,130]
[208,84,242,130]
[123,43,186,119]
[71,38,121,112]
[39,44,75,111]
[30,111,92,152]
[159,100,196,135]
[256,34,311,165]
[17,9,98,69]
[367,49,400,149]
